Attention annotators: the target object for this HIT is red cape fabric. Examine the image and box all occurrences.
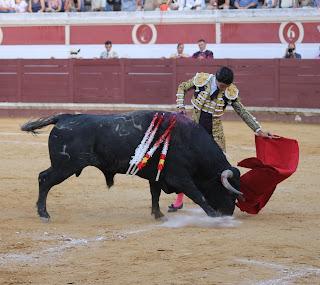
[236,136,299,214]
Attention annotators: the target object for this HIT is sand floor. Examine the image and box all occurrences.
[0,117,319,285]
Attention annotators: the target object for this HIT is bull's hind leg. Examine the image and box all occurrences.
[37,166,76,221]
[149,181,164,219]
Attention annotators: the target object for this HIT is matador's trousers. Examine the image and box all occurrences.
[192,109,226,152]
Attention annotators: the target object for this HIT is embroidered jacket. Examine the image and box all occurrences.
[176,72,261,132]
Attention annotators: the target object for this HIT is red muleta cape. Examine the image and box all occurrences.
[236,136,299,214]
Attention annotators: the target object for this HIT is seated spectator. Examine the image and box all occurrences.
[143,0,161,10]
[105,0,113,10]
[192,39,214,59]
[64,0,83,11]
[136,0,143,9]
[170,43,189,58]
[0,0,17,12]
[315,46,320,59]
[299,0,313,6]
[46,0,62,11]
[169,0,181,9]
[169,0,205,9]
[262,0,277,7]
[91,0,106,10]
[107,0,121,10]
[159,0,170,10]
[278,0,298,7]
[14,0,28,12]
[284,43,301,59]
[234,0,258,8]
[100,40,119,59]
[28,0,45,12]
[207,0,232,9]
[121,0,136,10]
[314,0,320,7]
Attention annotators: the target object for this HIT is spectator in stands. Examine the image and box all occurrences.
[234,0,257,8]
[315,46,320,59]
[143,0,160,10]
[207,0,232,9]
[28,0,45,12]
[14,0,28,12]
[91,0,106,10]
[100,40,119,59]
[192,39,214,59]
[46,0,62,11]
[107,0,121,10]
[104,0,113,10]
[262,0,277,7]
[64,0,83,11]
[278,0,298,7]
[136,0,143,9]
[299,0,313,6]
[314,0,320,7]
[121,0,136,10]
[284,43,301,59]
[159,0,170,10]
[0,0,17,12]
[169,0,205,9]
[170,43,189,58]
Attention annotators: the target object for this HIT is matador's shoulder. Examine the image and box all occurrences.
[224,83,239,100]
[193,72,213,87]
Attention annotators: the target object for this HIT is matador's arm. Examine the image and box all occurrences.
[176,78,195,110]
[232,99,261,133]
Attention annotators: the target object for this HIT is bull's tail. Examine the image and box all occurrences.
[21,114,69,134]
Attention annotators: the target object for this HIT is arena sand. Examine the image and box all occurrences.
[0,118,319,285]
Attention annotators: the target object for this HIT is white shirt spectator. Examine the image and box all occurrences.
[0,0,16,10]
[14,0,27,12]
[100,50,119,59]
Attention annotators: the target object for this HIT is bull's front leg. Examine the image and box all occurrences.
[166,175,221,217]
[149,181,164,219]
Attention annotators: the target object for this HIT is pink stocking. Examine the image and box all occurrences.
[173,193,184,207]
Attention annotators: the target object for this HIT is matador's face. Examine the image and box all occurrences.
[216,80,230,92]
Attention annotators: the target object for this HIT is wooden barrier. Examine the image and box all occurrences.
[0,59,319,109]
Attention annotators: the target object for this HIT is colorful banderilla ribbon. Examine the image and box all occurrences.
[127,113,164,175]
[132,115,176,176]
[155,133,171,181]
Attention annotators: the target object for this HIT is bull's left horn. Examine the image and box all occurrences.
[221,169,243,196]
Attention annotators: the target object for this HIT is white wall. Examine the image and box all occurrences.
[0,43,319,59]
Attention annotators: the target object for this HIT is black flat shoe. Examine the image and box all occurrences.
[168,203,183,212]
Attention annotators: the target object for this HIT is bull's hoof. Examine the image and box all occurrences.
[154,211,165,219]
[37,207,50,222]
[40,216,50,223]
[158,215,168,222]
[151,209,165,220]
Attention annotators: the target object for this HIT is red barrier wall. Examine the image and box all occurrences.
[0,59,319,108]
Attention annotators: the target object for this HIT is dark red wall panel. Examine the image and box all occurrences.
[0,59,319,109]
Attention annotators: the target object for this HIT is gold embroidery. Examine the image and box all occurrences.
[224,83,239,100]
[193,73,212,87]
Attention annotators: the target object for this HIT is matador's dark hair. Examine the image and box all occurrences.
[215,66,234,85]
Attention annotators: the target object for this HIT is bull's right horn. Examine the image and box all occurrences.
[221,169,243,196]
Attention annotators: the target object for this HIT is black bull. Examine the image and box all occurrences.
[21,110,242,221]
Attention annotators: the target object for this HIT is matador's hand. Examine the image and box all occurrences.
[255,130,279,139]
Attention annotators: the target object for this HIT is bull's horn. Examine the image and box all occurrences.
[221,169,243,196]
